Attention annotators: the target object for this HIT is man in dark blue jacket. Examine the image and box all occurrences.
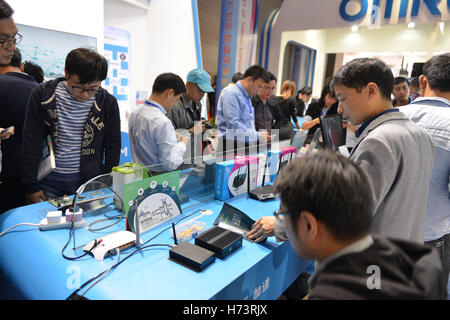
[21,48,121,204]
[0,49,38,213]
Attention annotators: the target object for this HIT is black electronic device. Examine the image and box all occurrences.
[169,241,216,272]
[247,155,279,201]
[195,226,243,259]
[232,166,247,188]
[320,113,346,151]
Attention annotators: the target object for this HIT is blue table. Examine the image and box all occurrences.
[0,190,312,300]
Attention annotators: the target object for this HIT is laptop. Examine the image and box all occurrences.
[291,129,309,151]
[319,113,346,151]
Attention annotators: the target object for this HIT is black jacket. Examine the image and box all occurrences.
[21,77,121,194]
[0,72,38,180]
[309,236,448,300]
[305,101,338,136]
[252,95,284,131]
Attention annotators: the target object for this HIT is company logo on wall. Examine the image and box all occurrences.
[339,0,447,22]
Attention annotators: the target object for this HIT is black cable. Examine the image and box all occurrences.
[62,222,101,261]
[66,209,202,299]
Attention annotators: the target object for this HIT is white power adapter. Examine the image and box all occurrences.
[46,211,63,224]
[65,208,84,223]
[39,209,85,231]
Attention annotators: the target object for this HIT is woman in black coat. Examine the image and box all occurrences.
[302,83,338,143]
[273,80,301,140]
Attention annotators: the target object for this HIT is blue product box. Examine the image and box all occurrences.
[267,147,296,182]
[214,156,258,201]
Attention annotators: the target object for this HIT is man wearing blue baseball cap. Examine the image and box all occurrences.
[167,68,214,133]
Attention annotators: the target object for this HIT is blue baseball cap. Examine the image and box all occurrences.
[187,68,214,93]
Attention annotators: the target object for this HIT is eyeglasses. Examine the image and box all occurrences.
[0,33,22,49]
[70,85,99,96]
[68,77,100,96]
[273,209,291,222]
[262,87,276,93]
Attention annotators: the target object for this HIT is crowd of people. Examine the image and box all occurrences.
[0,0,449,300]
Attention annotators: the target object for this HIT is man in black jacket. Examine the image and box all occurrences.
[273,150,447,299]
[22,48,121,204]
[0,49,38,213]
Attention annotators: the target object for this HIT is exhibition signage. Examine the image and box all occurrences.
[216,0,260,106]
[339,0,447,22]
[104,26,130,103]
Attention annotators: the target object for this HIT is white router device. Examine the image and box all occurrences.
[39,209,86,231]
[83,230,136,261]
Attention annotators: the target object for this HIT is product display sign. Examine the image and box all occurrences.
[124,171,182,235]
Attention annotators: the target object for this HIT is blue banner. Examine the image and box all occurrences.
[216,0,260,107]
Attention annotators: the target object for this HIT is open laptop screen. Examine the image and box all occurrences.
[319,113,346,150]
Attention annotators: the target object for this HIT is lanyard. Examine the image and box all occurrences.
[144,100,165,114]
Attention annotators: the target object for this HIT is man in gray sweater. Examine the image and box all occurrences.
[331,58,434,243]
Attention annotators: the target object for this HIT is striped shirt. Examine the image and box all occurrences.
[54,82,94,174]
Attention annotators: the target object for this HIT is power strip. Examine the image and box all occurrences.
[39,218,86,231]
[39,210,86,231]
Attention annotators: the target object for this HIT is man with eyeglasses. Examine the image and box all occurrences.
[272,150,447,299]
[167,68,214,134]
[21,48,121,204]
[0,0,18,66]
[252,71,284,132]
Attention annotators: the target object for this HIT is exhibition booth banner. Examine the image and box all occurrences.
[216,0,260,104]
[104,25,131,126]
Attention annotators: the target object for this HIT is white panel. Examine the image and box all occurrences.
[145,0,197,89]
[7,0,104,52]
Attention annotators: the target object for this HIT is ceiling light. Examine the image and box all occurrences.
[407,22,415,28]
[351,25,359,32]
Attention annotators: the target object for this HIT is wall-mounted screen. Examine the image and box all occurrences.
[16,24,97,80]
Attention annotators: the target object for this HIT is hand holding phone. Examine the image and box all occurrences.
[0,126,14,139]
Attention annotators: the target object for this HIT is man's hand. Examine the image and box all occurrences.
[189,121,205,134]
[342,121,358,132]
[26,190,47,204]
[0,126,15,140]
[259,130,272,143]
[178,134,190,145]
[246,216,275,242]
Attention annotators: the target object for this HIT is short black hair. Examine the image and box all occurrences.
[274,150,373,242]
[266,71,277,83]
[152,72,186,96]
[0,0,13,19]
[243,65,269,82]
[8,48,20,68]
[23,60,44,83]
[394,76,410,86]
[65,48,108,84]
[423,53,450,92]
[410,76,420,90]
[231,72,243,84]
[298,86,312,96]
[331,58,394,102]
